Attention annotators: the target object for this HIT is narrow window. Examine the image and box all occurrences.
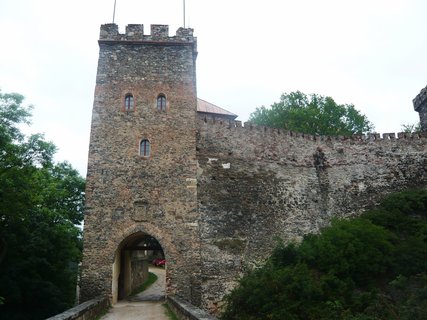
[140,139,151,157]
[157,94,166,111]
[124,94,134,111]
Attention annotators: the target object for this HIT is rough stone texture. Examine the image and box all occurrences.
[100,301,168,320]
[196,120,427,313]
[81,23,427,317]
[413,84,427,132]
[80,24,201,306]
[167,296,217,320]
[45,296,109,320]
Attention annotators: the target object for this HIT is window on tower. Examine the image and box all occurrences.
[140,139,151,158]
[124,94,134,112]
[157,94,166,111]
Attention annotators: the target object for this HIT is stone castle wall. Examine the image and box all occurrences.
[196,119,427,313]
[81,22,427,316]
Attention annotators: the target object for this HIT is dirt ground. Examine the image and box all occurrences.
[101,267,168,320]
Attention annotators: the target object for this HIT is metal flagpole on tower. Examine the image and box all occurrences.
[113,0,117,23]
[183,0,186,28]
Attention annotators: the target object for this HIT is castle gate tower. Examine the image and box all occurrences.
[80,24,201,305]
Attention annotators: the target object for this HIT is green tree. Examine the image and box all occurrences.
[0,91,85,320]
[249,91,374,135]
[401,122,421,133]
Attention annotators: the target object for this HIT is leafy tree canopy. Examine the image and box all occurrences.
[249,91,374,136]
[0,90,85,320]
[221,189,427,320]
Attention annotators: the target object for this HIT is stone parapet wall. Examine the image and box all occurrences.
[99,23,196,43]
[167,296,217,320]
[46,296,109,320]
[196,118,427,168]
[200,117,427,141]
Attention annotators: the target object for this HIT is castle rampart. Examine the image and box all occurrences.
[99,23,196,44]
[201,118,427,141]
[195,118,427,313]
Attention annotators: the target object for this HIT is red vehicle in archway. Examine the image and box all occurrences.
[152,258,166,267]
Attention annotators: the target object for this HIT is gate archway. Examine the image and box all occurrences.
[112,232,165,303]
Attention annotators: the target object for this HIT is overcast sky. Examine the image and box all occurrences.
[1,0,426,175]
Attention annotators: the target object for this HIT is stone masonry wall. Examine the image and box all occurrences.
[414,84,427,132]
[196,119,427,313]
[80,24,201,305]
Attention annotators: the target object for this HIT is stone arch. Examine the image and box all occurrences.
[110,225,171,304]
[109,224,171,263]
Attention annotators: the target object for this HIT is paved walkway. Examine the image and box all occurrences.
[101,267,168,320]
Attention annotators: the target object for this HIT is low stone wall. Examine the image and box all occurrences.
[45,296,109,320]
[167,296,216,320]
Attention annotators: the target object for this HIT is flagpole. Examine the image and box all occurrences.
[113,0,117,23]
[183,0,186,28]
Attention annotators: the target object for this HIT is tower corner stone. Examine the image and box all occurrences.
[413,85,427,132]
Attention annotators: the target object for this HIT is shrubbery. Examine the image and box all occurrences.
[221,190,427,320]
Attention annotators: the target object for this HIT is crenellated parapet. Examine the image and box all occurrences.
[197,117,427,145]
[413,85,427,132]
[99,23,196,45]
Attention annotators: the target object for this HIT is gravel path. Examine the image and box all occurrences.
[128,267,166,302]
[101,267,168,320]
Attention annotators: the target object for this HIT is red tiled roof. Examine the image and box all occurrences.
[197,98,237,118]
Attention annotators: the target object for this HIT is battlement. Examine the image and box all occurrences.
[413,85,427,112]
[99,23,196,43]
[197,117,427,143]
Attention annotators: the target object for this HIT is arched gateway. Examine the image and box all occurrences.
[112,232,164,303]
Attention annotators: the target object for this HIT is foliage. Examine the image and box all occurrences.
[401,122,421,133]
[221,189,427,320]
[93,307,110,320]
[163,303,179,320]
[0,91,85,320]
[131,272,158,296]
[249,91,373,136]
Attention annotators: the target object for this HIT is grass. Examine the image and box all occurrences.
[130,272,158,296]
[163,302,179,320]
[94,307,110,320]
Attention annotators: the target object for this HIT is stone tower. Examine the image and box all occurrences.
[413,85,427,132]
[80,24,201,305]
